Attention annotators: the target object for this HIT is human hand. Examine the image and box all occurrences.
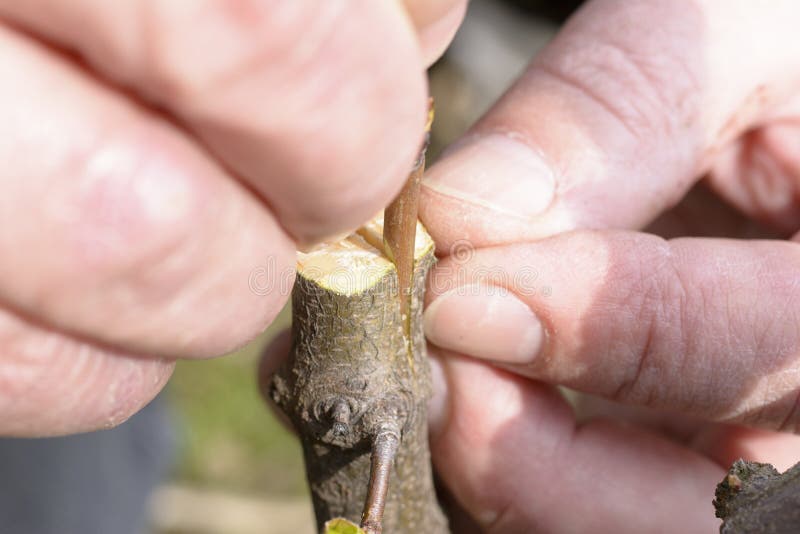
[0,0,466,436]
[421,1,800,532]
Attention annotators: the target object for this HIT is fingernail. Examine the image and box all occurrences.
[423,284,544,363]
[424,134,555,218]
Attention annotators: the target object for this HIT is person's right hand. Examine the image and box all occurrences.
[419,1,800,532]
[0,0,466,436]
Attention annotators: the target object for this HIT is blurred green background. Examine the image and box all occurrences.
[168,307,304,498]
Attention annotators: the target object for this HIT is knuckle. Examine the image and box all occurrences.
[535,36,700,143]
[142,0,422,161]
[64,130,201,283]
[142,0,290,102]
[0,311,170,434]
[140,0,424,235]
[609,238,690,405]
[143,0,393,112]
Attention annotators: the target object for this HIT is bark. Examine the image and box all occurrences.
[714,459,800,533]
[270,222,448,534]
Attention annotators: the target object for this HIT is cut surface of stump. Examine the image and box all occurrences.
[271,216,448,534]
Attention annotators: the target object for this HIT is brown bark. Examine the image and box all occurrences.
[714,459,800,533]
[269,222,448,534]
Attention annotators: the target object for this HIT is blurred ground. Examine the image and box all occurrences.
[155,306,316,534]
[152,2,560,533]
[168,308,301,498]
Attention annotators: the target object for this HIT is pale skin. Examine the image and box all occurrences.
[1,0,799,532]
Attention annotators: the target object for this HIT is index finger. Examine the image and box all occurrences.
[424,231,800,432]
[0,0,438,242]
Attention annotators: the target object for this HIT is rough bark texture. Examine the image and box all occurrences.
[714,459,800,533]
[270,230,448,534]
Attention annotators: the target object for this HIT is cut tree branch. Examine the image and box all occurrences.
[714,459,800,533]
[360,423,401,534]
[270,120,447,532]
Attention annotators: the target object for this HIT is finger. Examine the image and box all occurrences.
[420,0,800,251]
[0,25,294,358]
[402,0,467,66]
[257,329,295,435]
[430,352,722,532]
[644,182,779,240]
[257,328,292,398]
[573,394,706,445]
[573,395,800,472]
[0,306,173,436]
[708,118,800,235]
[691,424,800,473]
[424,231,800,431]
[0,0,429,243]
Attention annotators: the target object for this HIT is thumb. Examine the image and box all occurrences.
[421,0,800,251]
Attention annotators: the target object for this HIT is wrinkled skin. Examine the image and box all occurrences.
[0,0,464,434]
[2,1,800,532]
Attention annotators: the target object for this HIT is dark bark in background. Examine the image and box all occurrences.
[714,459,800,533]
[270,227,447,534]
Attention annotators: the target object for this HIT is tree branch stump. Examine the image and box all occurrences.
[714,459,800,533]
[270,218,448,534]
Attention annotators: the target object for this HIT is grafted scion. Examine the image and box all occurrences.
[361,422,402,534]
[270,219,447,533]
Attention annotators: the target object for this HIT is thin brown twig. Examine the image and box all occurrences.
[383,101,434,370]
[360,424,401,534]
